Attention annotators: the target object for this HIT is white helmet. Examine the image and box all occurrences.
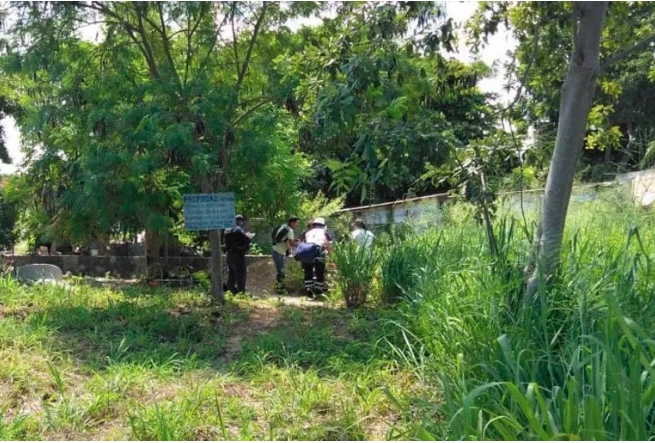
[313,217,326,227]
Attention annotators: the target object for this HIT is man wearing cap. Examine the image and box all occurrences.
[301,217,333,298]
[224,215,254,294]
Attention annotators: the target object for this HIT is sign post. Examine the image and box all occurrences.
[183,193,236,303]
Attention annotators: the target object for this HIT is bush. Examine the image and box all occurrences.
[192,270,211,290]
[378,232,440,304]
[331,240,377,308]
[0,188,17,250]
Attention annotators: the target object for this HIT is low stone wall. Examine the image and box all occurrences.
[2,254,302,295]
[2,255,145,279]
[617,168,655,207]
[1,254,278,280]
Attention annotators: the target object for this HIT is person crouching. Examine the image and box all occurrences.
[295,217,332,299]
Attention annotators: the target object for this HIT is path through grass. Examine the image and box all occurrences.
[0,279,431,440]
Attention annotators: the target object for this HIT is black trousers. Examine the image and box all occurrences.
[227,251,247,294]
[302,258,326,294]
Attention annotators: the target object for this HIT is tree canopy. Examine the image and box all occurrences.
[1,1,501,248]
[471,1,655,181]
[281,2,497,205]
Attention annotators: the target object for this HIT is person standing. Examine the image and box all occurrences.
[271,216,299,294]
[224,214,254,294]
[351,218,374,250]
[299,217,332,298]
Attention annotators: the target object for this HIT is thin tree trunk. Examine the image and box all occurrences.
[145,228,159,280]
[164,230,169,279]
[202,163,228,305]
[619,120,635,172]
[525,2,608,300]
[209,229,225,304]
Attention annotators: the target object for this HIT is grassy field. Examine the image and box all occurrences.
[0,279,435,440]
[2,189,655,440]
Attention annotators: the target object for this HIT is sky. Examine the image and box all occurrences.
[0,0,515,175]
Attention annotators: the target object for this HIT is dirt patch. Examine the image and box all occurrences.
[0,305,37,320]
[0,381,16,412]
[270,294,312,306]
[218,304,283,362]
[84,423,130,441]
[245,260,278,295]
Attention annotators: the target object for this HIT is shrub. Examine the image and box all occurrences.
[0,188,17,251]
[378,233,440,304]
[192,270,211,290]
[331,240,377,308]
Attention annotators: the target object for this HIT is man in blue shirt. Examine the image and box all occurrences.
[224,215,254,294]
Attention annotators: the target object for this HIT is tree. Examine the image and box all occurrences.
[279,2,495,206]
[494,1,655,179]
[524,2,608,297]
[5,2,320,303]
[470,1,655,297]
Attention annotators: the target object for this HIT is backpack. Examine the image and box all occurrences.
[271,224,290,245]
[224,229,248,253]
[293,242,322,263]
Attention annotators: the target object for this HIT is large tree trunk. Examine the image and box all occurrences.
[525,2,608,299]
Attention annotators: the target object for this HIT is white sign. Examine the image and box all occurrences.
[183,193,236,231]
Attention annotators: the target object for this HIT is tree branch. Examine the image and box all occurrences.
[498,11,554,115]
[184,10,193,88]
[196,3,232,79]
[235,2,269,93]
[84,2,161,80]
[183,5,206,87]
[600,32,655,72]
[230,4,241,78]
[232,100,267,127]
[154,2,183,93]
[134,3,161,80]
[238,94,271,107]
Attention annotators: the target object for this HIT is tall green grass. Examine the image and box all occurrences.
[370,189,655,439]
[331,240,377,308]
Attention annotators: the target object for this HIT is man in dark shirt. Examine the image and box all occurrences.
[224,215,253,294]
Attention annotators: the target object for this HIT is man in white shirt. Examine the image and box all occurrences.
[351,218,374,250]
